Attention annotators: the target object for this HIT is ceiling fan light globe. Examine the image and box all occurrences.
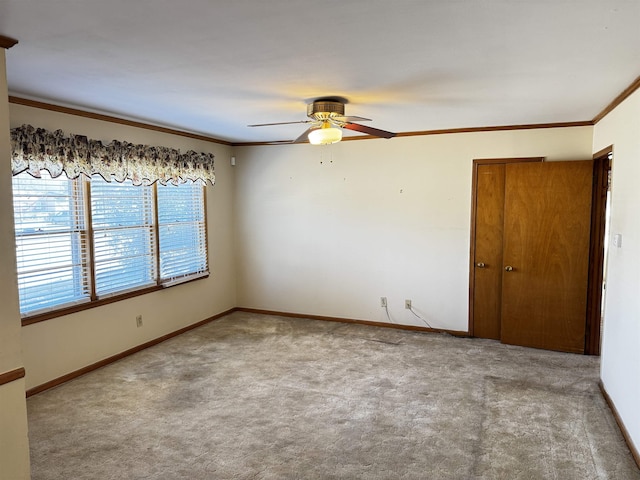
[308,127,342,145]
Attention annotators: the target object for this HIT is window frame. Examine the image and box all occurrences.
[14,174,209,326]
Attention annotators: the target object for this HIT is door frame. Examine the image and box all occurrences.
[468,157,544,337]
[584,145,613,355]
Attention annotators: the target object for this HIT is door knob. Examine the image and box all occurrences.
[476,262,486,268]
[504,265,514,272]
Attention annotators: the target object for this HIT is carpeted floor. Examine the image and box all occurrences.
[27,311,640,479]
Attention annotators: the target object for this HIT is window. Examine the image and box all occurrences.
[12,172,208,318]
[157,182,208,283]
[13,171,90,314]
[91,179,156,296]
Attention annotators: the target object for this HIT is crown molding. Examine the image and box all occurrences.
[231,121,593,146]
[394,121,593,138]
[0,35,18,49]
[592,74,640,124]
[10,97,597,148]
[8,96,233,146]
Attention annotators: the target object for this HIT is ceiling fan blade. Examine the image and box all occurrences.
[248,120,312,127]
[292,127,315,144]
[343,123,396,139]
[332,115,372,122]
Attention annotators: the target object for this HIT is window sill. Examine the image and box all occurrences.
[21,273,209,327]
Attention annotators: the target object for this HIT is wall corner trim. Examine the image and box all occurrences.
[0,367,26,387]
[599,380,640,469]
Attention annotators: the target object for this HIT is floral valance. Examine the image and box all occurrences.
[10,124,216,186]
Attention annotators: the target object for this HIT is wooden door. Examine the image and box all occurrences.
[471,158,541,340]
[500,161,593,353]
[472,164,505,339]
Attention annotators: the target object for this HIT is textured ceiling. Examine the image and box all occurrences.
[1,0,639,144]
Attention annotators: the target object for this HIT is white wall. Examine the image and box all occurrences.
[0,50,31,479]
[234,127,593,332]
[593,89,640,454]
[9,104,237,390]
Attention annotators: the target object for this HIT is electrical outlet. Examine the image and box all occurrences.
[136,315,143,328]
[380,297,387,308]
[405,299,412,309]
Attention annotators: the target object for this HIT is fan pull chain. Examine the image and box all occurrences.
[319,145,334,165]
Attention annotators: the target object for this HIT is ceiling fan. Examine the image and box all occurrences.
[248,98,396,145]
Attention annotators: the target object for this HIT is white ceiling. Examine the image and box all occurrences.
[1,0,639,144]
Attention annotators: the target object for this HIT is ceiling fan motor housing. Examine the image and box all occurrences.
[307,100,345,120]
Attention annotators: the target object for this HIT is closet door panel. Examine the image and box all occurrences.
[501,161,592,353]
[472,164,505,339]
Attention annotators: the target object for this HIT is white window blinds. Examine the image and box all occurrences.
[12,173,209,318]
[157,182,208,283]
[90,177,157,296]
[12,171,90,315]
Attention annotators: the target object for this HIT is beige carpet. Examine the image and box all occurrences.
[27,311,640,479]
